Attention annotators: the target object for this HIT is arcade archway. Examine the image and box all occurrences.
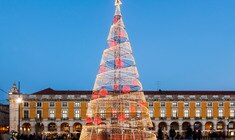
[194,122,202,130]
[170,122,179,130]
[158,122,167,131]
[48,122,57,132]
[73,122,82,132]
[217,121,225,130]
[182,122,191,130]
[22,123,31,134]
[61,123,70,133]
[205,121,214,130]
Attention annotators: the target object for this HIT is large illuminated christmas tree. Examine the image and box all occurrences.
[80,0,156,139]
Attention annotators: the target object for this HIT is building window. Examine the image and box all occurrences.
[172,102,177,107]
[184,110,189,118]
[230,110,235,118]
[196,102,200,107]
[75,102,80,107]
[230,102,235,107]
[125,109,129,118]
[160,102,165,107]
[195,109,201,117]
[149,102,153,106]
[62,102,67,107]
[23,110,29,119]
[24,102,29,107]
[219,102,224,107]
[160,110,165,118]
[50,102,54,107]
[62,110,68,118]
[37,102,42,107]
[49,110,55,118]
[207,102,212,107]
[184,102,189,107]
[207,109,212,117]
[172,109,177,117]
[74,110,80,118]
[36,110,42,119]
[218,109,224,117]
[100,109,105,118]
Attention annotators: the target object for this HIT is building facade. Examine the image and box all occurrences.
[8,85,235,137]
[0,103,9,133]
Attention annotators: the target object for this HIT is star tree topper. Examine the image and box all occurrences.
[115,0,122,6]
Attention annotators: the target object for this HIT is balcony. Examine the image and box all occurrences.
[35,117,43,122]
[206,116,213,119]
[195,117,202,120]
[61,117,68,121]
[218,116,225,120]
[183,117,190,120]
[74,117,81,120]
[171,117,178,120]
[160,117,166,120]
[229,117,235,119]
[48,117,56,121]
[22,117,30,121]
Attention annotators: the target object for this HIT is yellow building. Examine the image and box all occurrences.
[8,85,235,137]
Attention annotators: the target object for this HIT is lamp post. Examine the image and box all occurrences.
[16,97,22,135]
[227,118,230,137]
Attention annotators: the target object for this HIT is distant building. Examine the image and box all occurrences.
[0,103,9,133]
[8,84,235,137]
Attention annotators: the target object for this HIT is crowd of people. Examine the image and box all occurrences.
[6,128,227,140]
[157,126,226,140]
[10,132,81,140]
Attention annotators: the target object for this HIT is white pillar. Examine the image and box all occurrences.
[179,125,182,134]
[70,125,73,133]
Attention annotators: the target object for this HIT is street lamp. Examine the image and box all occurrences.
[16,97,22,135]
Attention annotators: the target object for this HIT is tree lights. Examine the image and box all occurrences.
[80,0,156,139]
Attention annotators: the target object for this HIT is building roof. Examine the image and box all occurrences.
[32,88,235,95]
[32,88,92,95]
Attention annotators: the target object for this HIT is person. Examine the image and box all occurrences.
[175,132,181,140]
[157,127,163,140]
[210,129,217,140]
[197,129,202,140]
[169,126,176,140]
[193,128,202,140]
[185,125,193,140]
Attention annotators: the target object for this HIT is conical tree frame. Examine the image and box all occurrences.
[80,1,156,139]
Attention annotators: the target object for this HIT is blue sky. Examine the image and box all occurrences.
[0,0,235,103]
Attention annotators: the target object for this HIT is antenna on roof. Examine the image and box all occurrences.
[157,80,161,90]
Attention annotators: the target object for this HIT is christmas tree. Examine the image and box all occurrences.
[80,0,156,139]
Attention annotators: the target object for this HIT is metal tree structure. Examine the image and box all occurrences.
[80,0,156,139]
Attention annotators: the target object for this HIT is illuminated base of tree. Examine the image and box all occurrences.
[80,92,156,140]
[80,125,156,140]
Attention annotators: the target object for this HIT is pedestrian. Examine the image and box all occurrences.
[157,127,164,140]
[175,132,181,140]
[197,129,202,140]
[185,125,193,140]
[210,129,217,140]
[169,126,176,140]
[193,128,201,140]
